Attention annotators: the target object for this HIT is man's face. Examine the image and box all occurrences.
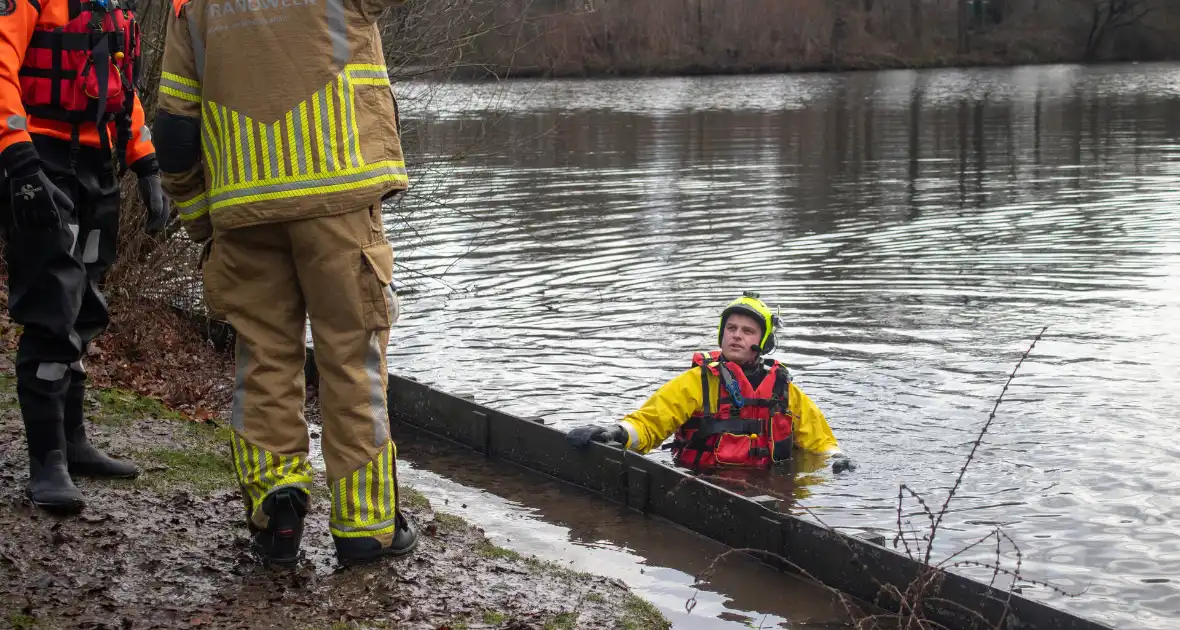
[720,312,764,364]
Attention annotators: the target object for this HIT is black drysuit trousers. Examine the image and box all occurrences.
[1,134,121,463]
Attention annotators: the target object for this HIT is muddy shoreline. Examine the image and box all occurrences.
[0,355,669,630]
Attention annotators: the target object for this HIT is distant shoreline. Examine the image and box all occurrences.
[394,55,1177,83]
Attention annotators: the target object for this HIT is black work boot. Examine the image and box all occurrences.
[17,366,84,514]
[63,373,139,479]
[333,511,420,567]
[249,488,309,568]
[27,450,86,514]
[64,425,140,479]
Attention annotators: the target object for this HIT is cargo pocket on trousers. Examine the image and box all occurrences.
[361,240,396,331]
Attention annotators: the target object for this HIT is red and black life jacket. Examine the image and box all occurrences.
[669,351,795,470]
[18,0,141,169]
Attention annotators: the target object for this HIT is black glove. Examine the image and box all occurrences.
[832,453,857,474]
[2,142,72,233]
[567,425,626,449]
[131,155,168,234]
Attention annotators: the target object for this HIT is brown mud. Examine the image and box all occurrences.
[0,353,670,630]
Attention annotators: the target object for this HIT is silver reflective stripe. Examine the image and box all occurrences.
[231,434,251,496]
[331,516,398,533]
[158,77,199,98]
[67,223,79,254]
[326,0,349,67]
[619,420,640,451]
[236,112,253,181]
[368,332,389,447]
[265,124,279,178]
[340,76,359,168]
[212,163,407,207]
[268,481,309,494]
[382,284,396,323]
[357,467,369,523]
[186,12,205,80]
[231,341,249,432]
[36,363,68,381]
[6,114,27,130]
[291,109,307,175]
[83,229,100,264]
[380,447,392,517]
[348,69,388,81]
[332,477,343,522]
[317,90,335,172]
[138,125,151,143]
[69,360,85,374]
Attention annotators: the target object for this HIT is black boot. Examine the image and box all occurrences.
[249,488,308,568]
[63,371,139,479]
[17,363,84,514]
[27,450,86,514]
[333,511,419,567]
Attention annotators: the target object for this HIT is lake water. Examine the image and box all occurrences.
[385,63,1180,630]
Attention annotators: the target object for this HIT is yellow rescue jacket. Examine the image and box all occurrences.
[617,364,841,457]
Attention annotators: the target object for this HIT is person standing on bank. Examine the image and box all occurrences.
[567,293,855,474]
[153,0,418,567]
[0,0,169,513]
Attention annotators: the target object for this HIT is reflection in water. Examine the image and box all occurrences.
[393,429,851,630]
[384,64,1180,630]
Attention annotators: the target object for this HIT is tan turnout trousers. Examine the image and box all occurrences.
[201,204,402,540]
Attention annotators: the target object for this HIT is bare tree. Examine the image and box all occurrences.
[1082,0,1157,60]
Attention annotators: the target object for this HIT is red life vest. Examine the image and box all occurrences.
[18,0,141,164]
[669,351,795,470]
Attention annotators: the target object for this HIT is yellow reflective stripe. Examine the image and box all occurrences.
[159,85,200,103]
[299,101,312,175]
[176,193,208,220]
[326,83,339,171]
[329,441,398,538]
[346,63,387,72]
[229,431,312,515]
[272,120,285,178]
[347,75,364,167]
[259,119,272,180]
[161,71,200,88]
[209,162,407,211]
[201,104,219,180]
[311,93,326,173]
[209,103,227,187]
[350,78,389,86]
[285,111,297,177]
[226,106,242,185]
[243,113,258,181]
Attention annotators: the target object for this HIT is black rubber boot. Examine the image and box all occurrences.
[64,375,139,479]
[249,488,308,568]
[333,511,420,567]
[26,450,86,514]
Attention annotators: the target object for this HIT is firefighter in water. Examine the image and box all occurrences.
[0,0,168,513]
[153,0,416,567]
[567,293,856,474]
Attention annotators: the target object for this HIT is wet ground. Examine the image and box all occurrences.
[0,356,669,630]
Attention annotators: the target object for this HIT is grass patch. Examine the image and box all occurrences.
[400,486,429,511]
[94,388,183,424]
[7,612,38,630]
[434,512,467,533]
[132,446,235,494]
[482,610,507,625]
[543,612,577,630]
[586,592,606,604]
[621,593,671,630]
[475,537,523,561]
